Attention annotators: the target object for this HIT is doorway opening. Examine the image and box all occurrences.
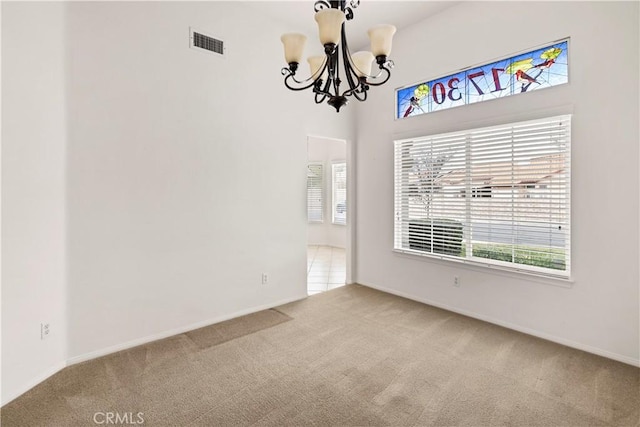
[306,136,349,295]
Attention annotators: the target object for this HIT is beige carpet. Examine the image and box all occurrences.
[1,284,638,426]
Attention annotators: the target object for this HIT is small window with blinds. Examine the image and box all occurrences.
[308,163,324,223]
[394,115,571,279]
[332,162,347,225]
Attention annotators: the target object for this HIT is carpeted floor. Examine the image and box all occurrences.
[1,284,639,426]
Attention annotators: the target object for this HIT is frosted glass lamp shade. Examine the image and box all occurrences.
[351,51,375,77]
[367,24,396,57]
[308,55,326,80]
[314,9,345,46]
[281,33,307,64]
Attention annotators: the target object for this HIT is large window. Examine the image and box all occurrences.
[332,162,347,225]
[307,163,323,223]
[394,115,571,278]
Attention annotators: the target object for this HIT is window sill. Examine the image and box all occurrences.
[392,248,574,288]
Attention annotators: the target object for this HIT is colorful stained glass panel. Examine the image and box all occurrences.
[396,40,569,119]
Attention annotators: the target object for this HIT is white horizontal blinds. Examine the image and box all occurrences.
[394,132,468,256]
[307,163,323,223]
[332,163,347,225]
[469,116,570,274]
[394,115,571,278]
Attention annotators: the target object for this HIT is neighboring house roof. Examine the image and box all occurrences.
[437,154,565,188]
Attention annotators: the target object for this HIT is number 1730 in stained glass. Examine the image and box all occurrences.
[397,40,568,118]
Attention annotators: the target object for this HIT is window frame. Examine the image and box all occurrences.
[393,115,571,280]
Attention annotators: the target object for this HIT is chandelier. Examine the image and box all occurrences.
[280,0,396,112]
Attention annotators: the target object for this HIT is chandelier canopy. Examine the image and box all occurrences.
[280,0,396,112]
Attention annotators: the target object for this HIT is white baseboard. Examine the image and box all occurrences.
[67,293,308,366]
[1,362,67,407]
[359,282,640,367]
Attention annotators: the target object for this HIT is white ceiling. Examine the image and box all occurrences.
[247,1,460,53]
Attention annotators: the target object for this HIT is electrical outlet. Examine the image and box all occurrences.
[261,273,268,285]
[41,322,51,340]
[454,276,460,287]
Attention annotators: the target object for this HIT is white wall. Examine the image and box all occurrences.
[355,1,640,364]
[1,2,68,404]
[1,1,354,402]
[308,136,347,248]
[65,2,354,360]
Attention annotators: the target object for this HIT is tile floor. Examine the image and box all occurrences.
[307,245,346,295]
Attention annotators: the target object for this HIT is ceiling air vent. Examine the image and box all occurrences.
[190,27,225,57]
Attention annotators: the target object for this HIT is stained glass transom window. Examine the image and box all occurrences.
[396,40,569,119]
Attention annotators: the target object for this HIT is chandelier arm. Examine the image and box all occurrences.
[342,78,367,99]
[315,92,329,104]
[365,65,392,87]
[339,26,360,96]
[342,82,367,100]
[282,55,333,91]
[344,7,354,20]
[314,77,333,103]
[351,88,368,102]
[282,72,321,92]
[314,0,331,12]
[342,0,359,19]
[329,50,341,97]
